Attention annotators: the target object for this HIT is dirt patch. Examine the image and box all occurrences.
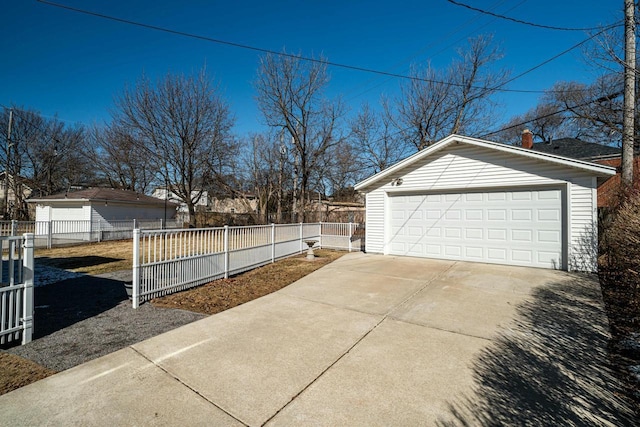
[152,250,344,315]
[0,352,56,395]
[35,240,133,274]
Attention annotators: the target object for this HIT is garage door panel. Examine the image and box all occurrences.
[512,250,533,262]
[465,193,483,202]
[465,209,483,220]
[426,245,441,255]
[465,247,483,258]
[511,209,532,221]
[426,228,441,237]
[487,248,507,261]
[487,229,507,241]
[538,230,561,243]
[511,229,533,242]
[444,228,462,238]
[537,209,560,221]
[445,210,462,220]
[389,189,563,269]
[444,246,462,257]
[512,192,532,201]
[487,192,506,201]
[465,228,483,239]
[487,210,507,221]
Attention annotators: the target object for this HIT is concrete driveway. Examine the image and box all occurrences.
[0,253,634,426]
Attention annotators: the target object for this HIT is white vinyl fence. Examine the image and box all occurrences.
[132,222,364,308]
[0,233,34,345]
[0,219,181,248]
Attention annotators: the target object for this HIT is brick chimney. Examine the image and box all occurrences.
[521,129,533,149]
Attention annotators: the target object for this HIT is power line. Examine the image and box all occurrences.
[481,91,623,138]
[36,0,613,95]
[344,0,522,101]
[446,0,608,32]
[346,0,526,101]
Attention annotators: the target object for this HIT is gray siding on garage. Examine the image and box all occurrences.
[363,144,598,271]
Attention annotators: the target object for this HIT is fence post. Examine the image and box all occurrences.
[21,233,34,344]
[47,221,52,249]
[300,222,304,253]
[133,219,137,230]
[224,225,229,279]
[160,218,164,230]
[271,223,275,263]
[348,222,353,252]
[318,222,322,249]
[132,229,140,309]
[11,220,17,237]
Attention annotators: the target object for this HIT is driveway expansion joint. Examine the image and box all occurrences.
[130,346,249,427]
[261,316,388,426]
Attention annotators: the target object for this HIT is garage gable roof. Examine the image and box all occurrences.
[355,134,617,191]
[28,188,178,207]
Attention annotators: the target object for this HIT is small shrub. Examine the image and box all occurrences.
[605,193,640,276]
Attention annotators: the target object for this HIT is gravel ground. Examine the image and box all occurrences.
[5,268,206,372]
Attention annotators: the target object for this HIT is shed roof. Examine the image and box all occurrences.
[28,188,178,207]
[355,134,617,191]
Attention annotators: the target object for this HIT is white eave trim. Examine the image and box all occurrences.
[354,134,617,191]
[27,198,172,207]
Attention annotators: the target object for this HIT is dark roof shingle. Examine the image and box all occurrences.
[28,188,177,206]
[530,138,620,160]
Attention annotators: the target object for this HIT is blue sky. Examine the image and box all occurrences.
[0,1,623,137]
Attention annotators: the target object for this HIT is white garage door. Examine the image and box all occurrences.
[389,189,564,269]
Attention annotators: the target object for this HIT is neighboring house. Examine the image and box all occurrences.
[589,157,640,207]
[151,187,208,213]
[309,200,365,223]
[209,194,257,214]
[528,136,621,161]
[28,188,178,224]
[355,134,615,272]
[527,134,634,208]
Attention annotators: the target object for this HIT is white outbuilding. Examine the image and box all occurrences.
[354,134,616,272]
[29,188,177,224]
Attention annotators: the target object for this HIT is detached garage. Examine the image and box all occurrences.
[354,134,616,272]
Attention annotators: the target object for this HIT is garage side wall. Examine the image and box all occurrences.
[362,144,599,271]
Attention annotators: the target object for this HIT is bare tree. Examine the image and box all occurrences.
[391,35,509,151]
[254,51,345,221]
[548,76,626,144]
[89,124,159,193]
[1,106,94,219]
[240,133,282,223]
[350,102,407,174]
[112,68,236,226]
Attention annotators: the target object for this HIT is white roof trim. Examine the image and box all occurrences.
[355,134,617,191]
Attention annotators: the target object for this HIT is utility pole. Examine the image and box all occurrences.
[4,109,13,219]
[291,134,298,223]
[622,0,636,187]
[277,131,285,223]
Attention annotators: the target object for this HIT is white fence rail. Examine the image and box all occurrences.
[0,234,34,345]
[0,219,182,248]
[132,222,363,308]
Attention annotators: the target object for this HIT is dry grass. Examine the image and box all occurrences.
[0,352,56,395]
[35,240,133,275]
[152,249,344,315]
